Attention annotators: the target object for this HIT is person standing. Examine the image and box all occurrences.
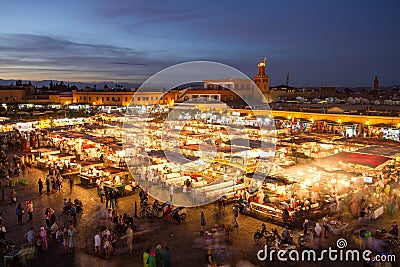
[126,225,134,253]
[103,238,111,260]
[109,190,115,210]
[147,171,151,187]
[303,219,309,236]
[155,244,163,267]
[163,247,171,267]
[323,215,329,238]
[315,222,322,238]
[46,176,50,194]
[70,205,77,225]
[105,190,110,209]
[68,224,76,252]
[148,248,157,267]
[113,188,118,208]
[161,174,166,190]
[44,208,52,230]
[24,227,35,245]
[10,188,17,204]
[234,205,239,227]
[62,227,68,252]
[26,200,33,222]
[169,184,174,203]
[69,177,74,195]
[94,231,101,257]
[57,176,62,193]
[16,203,24,225]
[143,248,150,267]
[206,249,215,267]
[39,227,48,251]
[38,178,43,195]
[0,224,6,239]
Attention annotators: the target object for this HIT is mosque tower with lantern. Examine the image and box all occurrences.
[253,57,271,103]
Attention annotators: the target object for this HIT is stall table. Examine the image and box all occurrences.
[104,183,126,196]
[4,250,21,267]
[79,174,98,186]
[371,206,384,219]
[328,221,348,235]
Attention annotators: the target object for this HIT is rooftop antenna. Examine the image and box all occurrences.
[263,57,266,65]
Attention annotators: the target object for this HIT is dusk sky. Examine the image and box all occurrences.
[0,0,399,87]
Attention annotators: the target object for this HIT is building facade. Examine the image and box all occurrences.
[72,90,177,106]
[0,85,33,103]
[175,87,245,106]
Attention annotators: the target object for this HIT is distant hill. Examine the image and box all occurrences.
[0,79,141,90]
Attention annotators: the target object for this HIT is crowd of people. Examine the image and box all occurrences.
[23,224,77,253]
[142,244,171,267]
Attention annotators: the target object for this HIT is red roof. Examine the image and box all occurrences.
[326,152,390,168]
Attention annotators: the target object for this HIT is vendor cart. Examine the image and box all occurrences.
[328,221,348,235]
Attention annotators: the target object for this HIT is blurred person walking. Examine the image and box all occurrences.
[69,177,74,194]
[26,200,33,222]
[16,203,24,225]
[126,225,134,253]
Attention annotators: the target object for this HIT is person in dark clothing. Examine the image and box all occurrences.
[16,203,24,225]
[114,191,118,207]
[45,208,51,229]
[303,219,309,236]
[109,190,115,210]
[38,178,43,195]
[163,247,171,267]
[70,206,77,224]
[69,177,74,194]
[389,222,399,238]
[282,208,290,224]
[50,209,56,226]
[0,224,6,239]
[46,177,50,193]
[207,249,215,267]
[105,190,110,209]
[155,244,163,267]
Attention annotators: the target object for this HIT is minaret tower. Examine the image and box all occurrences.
[254,57,270,103]
[373,76,379,90]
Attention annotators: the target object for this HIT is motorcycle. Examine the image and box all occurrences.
[140,205,155,219]
[298,227,315,245]
[0,239,15,254]
[170,206,186,224]
[375,229,399,246]
[152,203,168,218]
[278,228,294,245]
[254,224,275,246]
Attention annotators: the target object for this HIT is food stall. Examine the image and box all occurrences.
[79,166,127,187]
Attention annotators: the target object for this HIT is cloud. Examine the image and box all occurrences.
[0,33,176,82]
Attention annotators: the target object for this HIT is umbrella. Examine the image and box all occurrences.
[200,210,206,232]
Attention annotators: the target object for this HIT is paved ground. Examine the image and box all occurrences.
[1,153,399,266]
